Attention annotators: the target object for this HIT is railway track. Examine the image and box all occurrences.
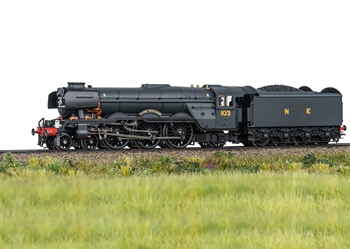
[2,144,350,170]
[1,143,350,155]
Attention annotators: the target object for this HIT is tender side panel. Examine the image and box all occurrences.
[250,95,342,127]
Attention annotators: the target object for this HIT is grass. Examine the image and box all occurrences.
[1,151,350,248]
[3,151,350,176]
[1,173,350,249]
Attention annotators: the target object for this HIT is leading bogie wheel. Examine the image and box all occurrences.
[81,135,99,150]
[54,133,72,150]
[46,137,56,150]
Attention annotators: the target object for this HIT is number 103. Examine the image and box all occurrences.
[220,110,231,116]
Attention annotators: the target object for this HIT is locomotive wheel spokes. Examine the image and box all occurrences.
[81,135,99,150]
[54,133,72,150]
[164,123,193,149]
[135,122,162,149]
[103,125,130,149]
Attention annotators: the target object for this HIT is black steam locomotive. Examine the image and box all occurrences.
[32,82,346,150]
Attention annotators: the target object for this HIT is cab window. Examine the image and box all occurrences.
[218,95,233,107]
[218,95,225,107]
[226,96,233,106]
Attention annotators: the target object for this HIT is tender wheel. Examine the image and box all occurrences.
[295,137,312,145]
[54,133,72,150]
[315,136,330,145]
[81,135,99,150]
[251,129,271,147]
[271,137,288,146]
[252,139,270,147]
[103,125,130,150]
[135,122,162,149]
[164,123,193,149]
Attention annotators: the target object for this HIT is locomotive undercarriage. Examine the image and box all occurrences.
[247,126,342,146]
[34,116,244,150]
[34,119,345,150]
[46,118,196,150]
[35,117,344,150]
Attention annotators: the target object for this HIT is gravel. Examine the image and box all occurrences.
[5,145,350,163]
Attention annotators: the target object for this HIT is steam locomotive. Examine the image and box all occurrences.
[32,82,346,150]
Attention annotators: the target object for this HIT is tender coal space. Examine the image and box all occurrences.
[258,85,302,92]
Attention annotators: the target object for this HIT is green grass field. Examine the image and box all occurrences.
[1,173,350,249]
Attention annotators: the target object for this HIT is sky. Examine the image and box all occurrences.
[0,0,349,150]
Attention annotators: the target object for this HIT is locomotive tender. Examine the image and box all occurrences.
[32,82,346,150]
